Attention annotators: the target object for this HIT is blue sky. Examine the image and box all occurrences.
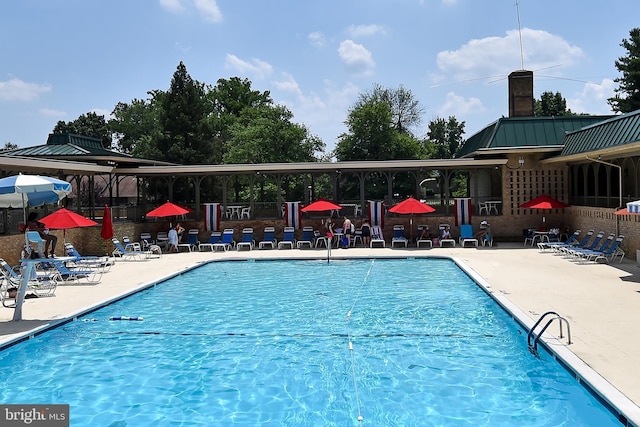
[1,0,638,155]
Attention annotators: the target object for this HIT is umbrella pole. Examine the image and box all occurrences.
[327,238,331,263]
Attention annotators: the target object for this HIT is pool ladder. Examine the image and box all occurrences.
[527,311,572,357]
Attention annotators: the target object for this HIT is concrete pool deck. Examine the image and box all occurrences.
[1,243,640,424]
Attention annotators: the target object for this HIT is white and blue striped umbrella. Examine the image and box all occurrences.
[0,174,72,209]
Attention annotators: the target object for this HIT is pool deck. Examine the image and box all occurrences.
[2,243,640,424]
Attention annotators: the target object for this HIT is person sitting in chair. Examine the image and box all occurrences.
[475,220,489,239]
[440,226,451,240]
[26,212,57,258]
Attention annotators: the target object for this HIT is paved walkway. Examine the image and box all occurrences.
[2,243,640,424]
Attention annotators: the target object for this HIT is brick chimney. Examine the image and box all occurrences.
[508,70,534,117]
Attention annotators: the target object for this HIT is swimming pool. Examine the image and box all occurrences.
[0,258,623,426]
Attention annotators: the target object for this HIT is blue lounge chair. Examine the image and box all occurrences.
[556,229,594,254]
[178,229,200,252]
[213,229,236,251]
[278,227,295,249]
[572,234,620,262]
[0,258,57,299]
[296,226,314,249]
[199,232,221,251]
[459,224,478,247]
[112,238,151,261]
[391,225,408,248]
[64,243,113,272]
[45,259,103,285]
[580,235,625,263]
[538,229,580,251]
[565,231,606,258]
[237,228,255,251]
[258,227,277,249]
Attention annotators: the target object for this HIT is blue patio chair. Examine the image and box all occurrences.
[296,226,314,249]
[213,229,236,251]
[278,227,296,249]
[570,233,615,261]
[258,227,277,249]
[199,232,221,251]
[178,229,200,252]
[237,228,255,251]
[459,224,478,247]
[391,225,408,248]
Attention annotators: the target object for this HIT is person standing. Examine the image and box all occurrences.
[342,215,352,248]
[360,219,371,246]
[167,225,179,253]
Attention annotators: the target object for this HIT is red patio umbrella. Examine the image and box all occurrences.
[100,205,114,255]
[146,201,190,218]
[40,207,98,245]
[519,194,569,209]
[388,197,436,238]
[301,199,342,212]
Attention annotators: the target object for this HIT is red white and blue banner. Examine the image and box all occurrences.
[284,202,301,229]
[454,197,472,226]
[203,203,221,231]
[368,200,384,228]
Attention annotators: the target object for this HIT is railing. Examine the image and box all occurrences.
[527,311,572,357]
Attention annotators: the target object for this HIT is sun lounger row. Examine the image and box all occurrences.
[538,228,625,263]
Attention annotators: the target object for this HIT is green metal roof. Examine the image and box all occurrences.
[5,133,131,158]
[458,115,613,158]
[558,110,640,157]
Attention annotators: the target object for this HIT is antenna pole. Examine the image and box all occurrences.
[516,0,525,70]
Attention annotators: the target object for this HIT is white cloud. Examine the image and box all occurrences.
[193,0,222,23]
[224,54,273,80]
[434,28,584,83]
[159,0,185,13]
[345,24,385,38]
[0,78,52,101]
[438,92,485,117]
[38,108,66,118]
[308,31,326,48]
[567,78,615,115]
[338,40,375,75]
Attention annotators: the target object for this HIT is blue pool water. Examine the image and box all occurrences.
[0,258,622,426]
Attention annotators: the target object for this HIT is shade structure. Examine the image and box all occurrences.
[519,194,569,209]
[301,199,342,212]
[615,207,640,216]
[0,174,72,322]
[40,207,98,230]
[0,174,72,209]
[40,208,98,245]
[100,205,114,240]
[388,197,436,215]
[146,201,190,218]
[388,197,436,239]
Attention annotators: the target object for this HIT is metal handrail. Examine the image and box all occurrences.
[527,311,572,357]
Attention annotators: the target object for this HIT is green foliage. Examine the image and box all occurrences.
[53,112,112,148]
[423,116,465,159]
[534,91,575,116]
[609,28,640,113]
[110,97,161,154]
[1,142,18,151]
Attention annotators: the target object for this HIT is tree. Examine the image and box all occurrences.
[53,112,112,148]
[534,91,574,116]
[1,142,18,151]
[155,61,216,165]
[110,96,162,154]
[423,116,465,159]
[608,28,640,113]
